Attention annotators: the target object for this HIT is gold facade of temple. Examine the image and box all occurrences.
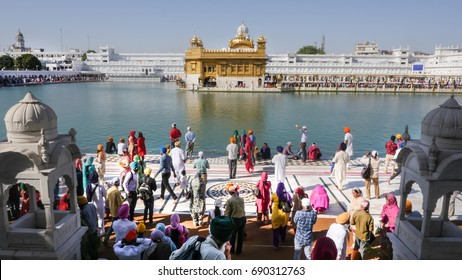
[184,23,266,88]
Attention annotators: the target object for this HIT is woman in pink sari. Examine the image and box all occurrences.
[381,193,400,233]
[310,184,330,213]
[128,130,137,161]
[255,171,271,224]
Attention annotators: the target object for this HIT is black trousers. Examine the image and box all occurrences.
[161,172,177,200]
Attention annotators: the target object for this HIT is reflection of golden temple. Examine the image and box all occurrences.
[183,23,267,90]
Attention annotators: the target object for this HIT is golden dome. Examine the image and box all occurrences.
[190,35,203,48]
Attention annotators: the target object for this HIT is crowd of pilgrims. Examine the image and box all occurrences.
[0,74,104,86]
[277,75,462,90]
[6,124,420,260]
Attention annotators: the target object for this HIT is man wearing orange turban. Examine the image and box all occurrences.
[344,127,353,168]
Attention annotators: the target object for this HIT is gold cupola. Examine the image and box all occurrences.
[229,22,254,49]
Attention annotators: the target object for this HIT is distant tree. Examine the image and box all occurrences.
[297,45,325,55]
[0,55,15,70]
[81,50,96,61]
[14,54,42,70]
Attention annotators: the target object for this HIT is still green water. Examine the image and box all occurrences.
[0,82,453,158]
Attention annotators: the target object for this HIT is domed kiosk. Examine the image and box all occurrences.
[0,92,86,259]
[391,95,462,259]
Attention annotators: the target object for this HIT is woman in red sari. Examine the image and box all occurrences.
[244,135,254,173]
[255,171,271,224]
[137,132,146,162]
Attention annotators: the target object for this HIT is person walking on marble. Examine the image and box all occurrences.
[384,135,398,173]
[136,132,147,163]
[87,172,107,236]
[193,151,210,186]
[155,146,178,201]
[184,126,196,160]
[123,161,139,220]
[82,156,96,197]
[351,200,374,259]
[255,171,272,224]
[295,124,308,162]
[94,144,106,185]
[360,150,381,199]
[226,137,239,179]
[293,198,317,260]
[272,146,288,183]
[170,140,186,185]
[332,142,350,189]
[170,123,182,147]
[189,174,206,226]
[343,127,353,168]
[225,184,247,255]
[103,177,124,247]
[128,130,137,162]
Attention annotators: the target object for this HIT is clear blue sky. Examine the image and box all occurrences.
[1,0,461,54]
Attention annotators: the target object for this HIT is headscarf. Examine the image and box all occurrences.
[276,182,292,203]
[260,171,268,181]
[84,156,94,166]
[155,223,166,233]
[129,130,135,137]
[170,213,181,229]
[339,142,347,151]
[89,172,99,184]
[311,237,338,260]
[385,193,397,206]
[294,186,306,196]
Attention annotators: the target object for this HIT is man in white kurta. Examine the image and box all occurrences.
[272,146,287,183]
[332,145,350,189]
[170,141,186,184]
[344,128,353,171]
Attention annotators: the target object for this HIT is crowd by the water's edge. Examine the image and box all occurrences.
[7,125,459,260]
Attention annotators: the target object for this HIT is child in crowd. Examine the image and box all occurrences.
[179,170,189,198]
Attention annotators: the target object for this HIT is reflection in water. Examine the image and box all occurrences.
[0,83,451,158]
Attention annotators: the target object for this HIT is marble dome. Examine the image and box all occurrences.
[4,92,58,143]
[236,22,249,37]
[421,96,462,147]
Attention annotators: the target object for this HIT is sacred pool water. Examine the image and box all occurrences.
[0,82,453,158]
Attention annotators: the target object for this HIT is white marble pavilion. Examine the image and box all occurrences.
[391,96,462,259]
[0,92,86,259]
